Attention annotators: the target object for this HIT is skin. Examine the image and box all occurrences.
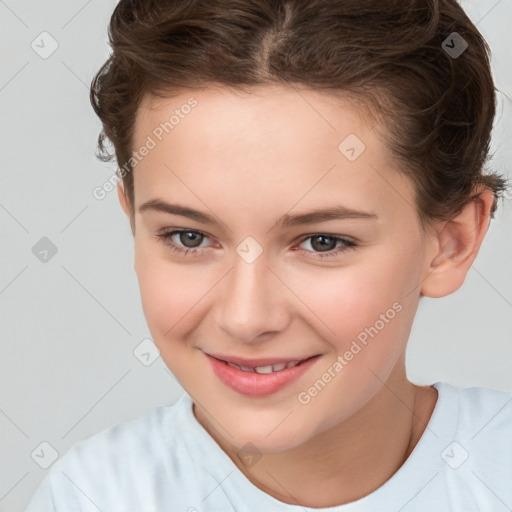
[117,84,494,507]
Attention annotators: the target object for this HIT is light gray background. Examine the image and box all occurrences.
[0,0,511,510]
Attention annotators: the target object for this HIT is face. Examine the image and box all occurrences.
[124,84,437,453]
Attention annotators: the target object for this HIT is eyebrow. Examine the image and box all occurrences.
[139,199,378,227]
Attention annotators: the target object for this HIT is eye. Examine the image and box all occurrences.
[155,229,357,260]
[295,234,357,259]
[155,229,213,257]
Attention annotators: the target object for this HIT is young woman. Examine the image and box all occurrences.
[26,0,511,510]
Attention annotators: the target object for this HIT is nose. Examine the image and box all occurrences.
[215,249,290,343]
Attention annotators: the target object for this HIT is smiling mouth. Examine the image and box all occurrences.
[204,352,323,397]
[209,355,319,374]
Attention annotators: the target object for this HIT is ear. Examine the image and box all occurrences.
[421,186,494,298]
[117,181,135,235]
[117,181,130,217]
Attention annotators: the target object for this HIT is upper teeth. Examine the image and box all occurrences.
[226,360,302,373]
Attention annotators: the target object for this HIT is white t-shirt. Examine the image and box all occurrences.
[25,382,512,512]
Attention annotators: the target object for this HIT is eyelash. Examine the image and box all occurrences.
[154,229,357,259]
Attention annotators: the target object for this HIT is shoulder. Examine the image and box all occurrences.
[453,383,512,436]
[26,395,190,511]
[436,382,512,475]
[434,381,512,437]
[59,396,186,478]
[72,401,178,459]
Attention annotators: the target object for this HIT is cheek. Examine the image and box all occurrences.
[134,243,212,340]
[288,249,417,369]
[290,258,405,338]
[288,258,417,424]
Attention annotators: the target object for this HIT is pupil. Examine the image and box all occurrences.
[311,235,336,252]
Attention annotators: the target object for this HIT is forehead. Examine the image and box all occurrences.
[131,84,417,227]
[134,84,377,151]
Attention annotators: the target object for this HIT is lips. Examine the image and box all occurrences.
[205,352,318,369]
[204,352,322,397]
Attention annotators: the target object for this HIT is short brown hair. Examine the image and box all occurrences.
[90,0,508,232]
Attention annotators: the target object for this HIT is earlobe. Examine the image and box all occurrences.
[420,187,494,298]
